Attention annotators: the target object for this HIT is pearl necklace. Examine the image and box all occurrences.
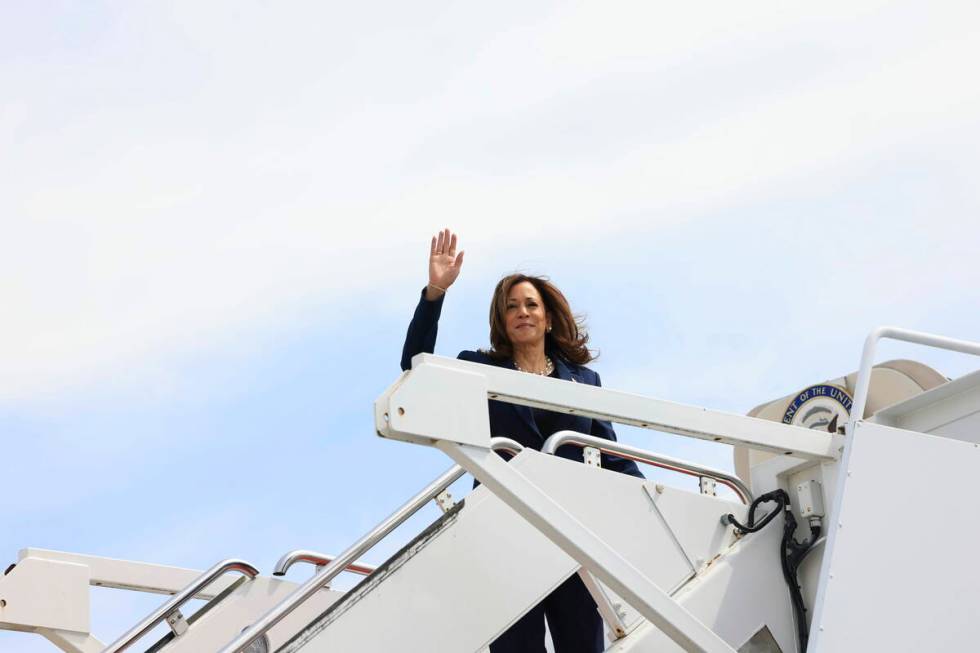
[514,356,554,376]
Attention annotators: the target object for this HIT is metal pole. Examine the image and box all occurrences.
[542,430,753,503]
[848,326,980,435]
[220,437,524,653]
[102,559,258,653]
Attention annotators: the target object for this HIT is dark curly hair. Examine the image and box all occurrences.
[485,273,595,365]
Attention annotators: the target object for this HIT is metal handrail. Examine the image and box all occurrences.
[849,326,980,436]
[541,430,753,504]
[102,559,259,653]
[273,550,377,578]
[219,437,524,653]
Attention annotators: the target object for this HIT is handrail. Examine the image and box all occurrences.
[102,558,259,653]
[219,437,524,653]
[273,550,377,578]
[849,326,980,435]
[541,430,753,504]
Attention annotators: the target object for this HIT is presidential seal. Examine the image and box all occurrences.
[782,384,853,433]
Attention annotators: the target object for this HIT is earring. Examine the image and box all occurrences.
[547,325,552,333]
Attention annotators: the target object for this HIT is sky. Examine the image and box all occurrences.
[2,1,980,650]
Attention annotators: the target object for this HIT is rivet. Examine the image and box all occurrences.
[397,407,405,416]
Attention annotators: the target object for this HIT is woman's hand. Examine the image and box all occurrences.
[426,228,464,300]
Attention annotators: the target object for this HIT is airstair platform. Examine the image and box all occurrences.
[3,326,979,653]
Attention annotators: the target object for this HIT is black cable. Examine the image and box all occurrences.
[724,489,789,533]
[725,491,821,653]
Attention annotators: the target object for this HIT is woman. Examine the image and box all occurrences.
[401,228,643,653]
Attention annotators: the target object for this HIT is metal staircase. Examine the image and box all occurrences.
[4,327,980,653]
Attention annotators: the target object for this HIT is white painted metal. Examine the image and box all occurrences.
[16,548,239,598]
[279,482,582,652]
[434,488,455,513]
[103,559,259,653]
[218,462,468,653]
[377,360,492,447]
[0,556,90,633]
[794,480,825,520]
[583,445,602,468]
[809,420,980,652]
[436,442,738,653]
[607,520,798,652]
[36,629,104,653]
[153,576,342,653]
[0,551,340,653]
[698,477,717,497]
[400,354,841,460]
[282,448,751,653]
[848,326,980,435]
[542,430,752,503]
[222,437,523,653]
[644,485,742,577]
[577,569,630,639]
[872,368,980,441]
[8,327,980,653]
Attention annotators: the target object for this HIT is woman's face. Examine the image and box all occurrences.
[504,281,551,349]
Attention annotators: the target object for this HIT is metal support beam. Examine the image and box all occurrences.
[38,628,105,653]
[16,548,235,599]
[401,355,840,461]
[436,441,737,653]
[577,569,629,640]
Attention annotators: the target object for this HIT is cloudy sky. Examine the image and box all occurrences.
[3,1,980,649]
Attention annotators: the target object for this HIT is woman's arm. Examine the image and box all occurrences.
[400,229,465,371]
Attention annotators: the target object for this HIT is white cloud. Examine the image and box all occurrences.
[2,1,979,402]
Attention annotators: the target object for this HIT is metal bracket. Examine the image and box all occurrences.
[583,446,602,468]
[699,477,717,497]
[165,608,189,636]
[433,489,455,514]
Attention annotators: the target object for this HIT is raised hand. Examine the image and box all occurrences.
[426,228,464,300]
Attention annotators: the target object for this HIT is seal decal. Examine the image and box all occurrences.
[782,384,853,432]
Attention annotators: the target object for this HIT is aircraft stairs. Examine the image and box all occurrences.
[4,326,980,653]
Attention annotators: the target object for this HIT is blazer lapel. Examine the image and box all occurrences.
[548,356,581,434]
[499,358,542,442]
[552,356,575,382]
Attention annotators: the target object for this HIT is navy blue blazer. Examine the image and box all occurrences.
[401,289,643,478]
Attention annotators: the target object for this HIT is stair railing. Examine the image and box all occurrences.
[542,430,752,504]
[273,550,377,579]
[102,559,259,653]
[218,437,524,653]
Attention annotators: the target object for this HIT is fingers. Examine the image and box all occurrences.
[455,249,465,269]
[432,228,458,257]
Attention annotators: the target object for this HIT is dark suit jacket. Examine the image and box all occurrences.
[401,289,643,478]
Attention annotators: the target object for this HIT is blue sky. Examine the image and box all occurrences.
[3,1,980,649]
